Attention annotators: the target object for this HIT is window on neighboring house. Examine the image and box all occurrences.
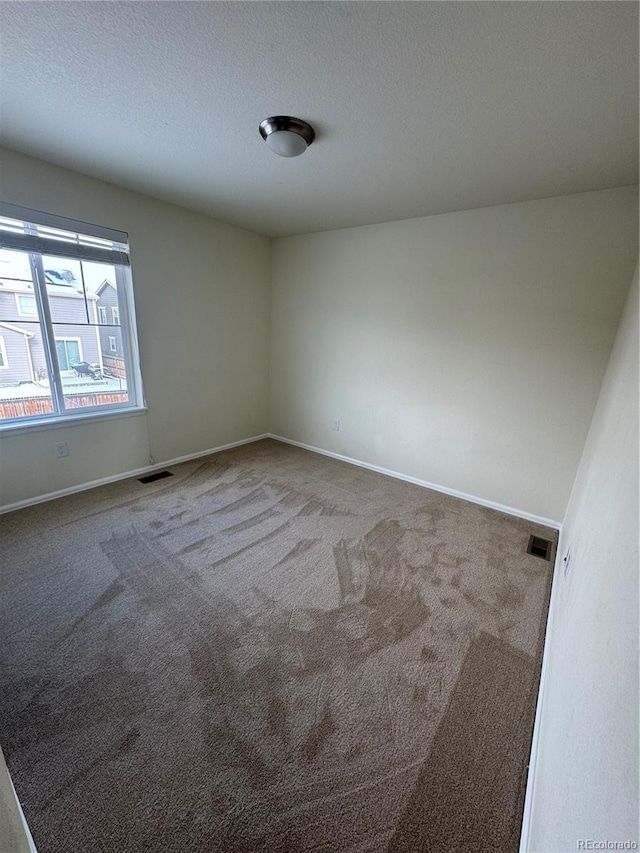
[0,336,7,368]
[55,338,82,371]
[17,294,37,315]
[0,203,144,427]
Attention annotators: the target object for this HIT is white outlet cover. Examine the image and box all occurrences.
[332,419,340,431]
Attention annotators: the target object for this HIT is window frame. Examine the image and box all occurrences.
[15,293,38,316]
[0,335,8,369]
[98,305,108,324]
[54,336,83,372]
[0,203,145,431]
[108,335,117,353]
[111,306,120,326]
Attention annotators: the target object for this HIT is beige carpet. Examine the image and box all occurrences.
[0,438,555,853]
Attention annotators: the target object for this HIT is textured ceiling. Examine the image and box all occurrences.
[0,1,638,237]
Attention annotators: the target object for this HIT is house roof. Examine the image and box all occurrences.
[0,321,34,338]
[44,268,77,286]
[0,279,97,300]
[96,279,116,296]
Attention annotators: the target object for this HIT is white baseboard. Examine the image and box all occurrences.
[9,772,38,853]
[0,434,269,515]
[518,537,564,852]
[1,747,38,853]
[268,433,562,530]
[2,430,562,531]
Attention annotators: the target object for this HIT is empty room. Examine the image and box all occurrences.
[0,2,637,852]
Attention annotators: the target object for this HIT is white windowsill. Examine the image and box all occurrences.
[0,406,147,437]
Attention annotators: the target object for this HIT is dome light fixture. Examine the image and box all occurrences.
[259,115,315,158]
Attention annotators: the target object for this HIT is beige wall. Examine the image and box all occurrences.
[526,265,639,850]
[1,151,637,525]
[0,147,271,508]
[269,187,638,521]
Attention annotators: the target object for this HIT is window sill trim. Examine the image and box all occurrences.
[0,406,147,437]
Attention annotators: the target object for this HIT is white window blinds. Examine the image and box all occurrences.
[0,203,130,266]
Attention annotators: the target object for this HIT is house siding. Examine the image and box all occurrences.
[49,293,91,324]
[0,289,100,382]
[0,328,32,384]
[96,283,124,359]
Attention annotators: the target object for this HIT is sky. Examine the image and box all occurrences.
[0,248,115,295]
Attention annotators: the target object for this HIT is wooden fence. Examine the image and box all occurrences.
[102,355,126,380]
[0,391,129,420]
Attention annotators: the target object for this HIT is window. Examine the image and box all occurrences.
[17,294,37,315]
[55,338,82,371]
[0,203,144,427]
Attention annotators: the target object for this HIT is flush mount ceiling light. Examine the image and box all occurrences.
[259,115,315,158]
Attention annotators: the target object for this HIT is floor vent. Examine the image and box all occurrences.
[526,534,552,561]
[138,470,173,484]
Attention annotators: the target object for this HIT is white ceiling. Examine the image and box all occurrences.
[0,1,637,238]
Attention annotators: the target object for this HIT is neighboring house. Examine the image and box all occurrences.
[0,321,35,384]
[0,272,102,384]
[96,279,125,378]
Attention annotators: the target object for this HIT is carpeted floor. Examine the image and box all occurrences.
[0,439,555,853]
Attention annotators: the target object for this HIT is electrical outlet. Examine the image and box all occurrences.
[332,419,340,432]
[55,441,69,458]
[563,545,572,578]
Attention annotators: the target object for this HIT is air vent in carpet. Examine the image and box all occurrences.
[138,470,173,484]
[527,535,552,561]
